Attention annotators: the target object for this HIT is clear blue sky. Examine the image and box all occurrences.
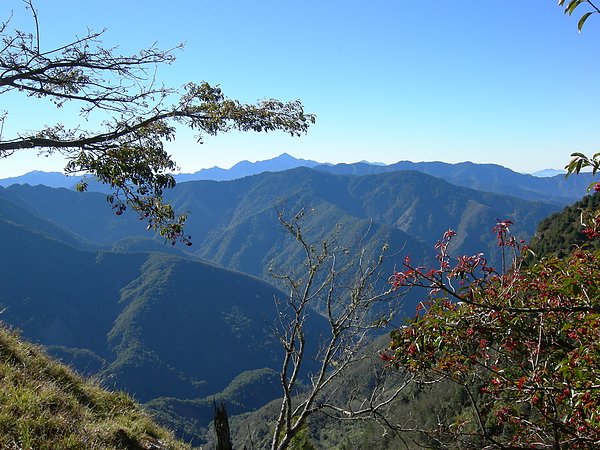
[1,0,599,177]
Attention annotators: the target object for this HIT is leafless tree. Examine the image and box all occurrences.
[267,208,413,450]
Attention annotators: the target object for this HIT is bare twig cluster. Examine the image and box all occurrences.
[268,209,410,450]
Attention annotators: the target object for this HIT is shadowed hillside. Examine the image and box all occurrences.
[0,217,328,406]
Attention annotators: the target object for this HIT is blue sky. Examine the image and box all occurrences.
[1,1,599,177]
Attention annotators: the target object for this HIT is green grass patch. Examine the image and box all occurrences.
[0,323,189,450]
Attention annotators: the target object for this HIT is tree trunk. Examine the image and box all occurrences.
[214,401,233,450]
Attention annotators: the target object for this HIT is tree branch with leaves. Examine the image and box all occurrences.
[386,219,600,448]
[0,1,315,244]
[559,0,600,31]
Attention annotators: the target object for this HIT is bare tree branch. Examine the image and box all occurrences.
[269,208,409,450]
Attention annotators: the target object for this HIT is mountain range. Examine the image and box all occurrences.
[0,157,589,445]
[1,167,561,285]
[0,153,322,189]
[174,152,321,182]
[1,154,594,205]
[164,168,558,279]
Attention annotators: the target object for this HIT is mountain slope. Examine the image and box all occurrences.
[315,160,595,204]
[0,184,144,245]
[0,192,90,249]
[166,168,558,275]
[0,217,327,405]
[0,324,189,450]
[530,192,600,259]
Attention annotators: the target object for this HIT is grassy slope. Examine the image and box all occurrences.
[0,323,189,450]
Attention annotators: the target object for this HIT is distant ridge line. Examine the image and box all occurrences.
[0,154,589,205]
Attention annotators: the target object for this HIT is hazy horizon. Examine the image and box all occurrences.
[0,153,568,180]
[1,1,598,177]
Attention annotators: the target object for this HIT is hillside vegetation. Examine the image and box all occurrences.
[0,215,328,406]
[0,323,189,450]
[531,191,600,258]
[0,167,574,446]
[222,193,600,449]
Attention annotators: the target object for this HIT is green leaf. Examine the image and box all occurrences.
[566,156,584,174]
[578,11,593,32]
[75,181,88,192]
[566,0,585,16]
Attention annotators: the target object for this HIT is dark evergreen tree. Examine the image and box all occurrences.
[214,402,233,450]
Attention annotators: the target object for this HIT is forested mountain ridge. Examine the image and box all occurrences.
[314,160,594,204]
[0,213,330,406]
[1,156,594,205]
[168,167,560,276]
[2,168,561,282]
[0,165,570,446]
[0,168,562,328]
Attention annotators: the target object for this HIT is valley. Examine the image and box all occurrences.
[0,159,579,445]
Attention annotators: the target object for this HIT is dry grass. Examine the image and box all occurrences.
[0,323,190,450]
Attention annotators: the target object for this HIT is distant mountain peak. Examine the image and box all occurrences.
[277,152,294,159]
[353,159,385,166]
[266,152,319,164]
[174,153,321,183]
[531,168,565,178]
